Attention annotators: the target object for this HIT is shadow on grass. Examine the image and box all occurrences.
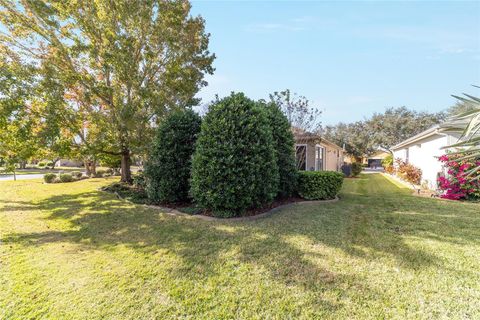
[2,173,480,312]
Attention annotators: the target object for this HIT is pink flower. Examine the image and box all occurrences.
[439,155,449,162]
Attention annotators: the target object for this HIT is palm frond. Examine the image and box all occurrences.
[442,87,480,180]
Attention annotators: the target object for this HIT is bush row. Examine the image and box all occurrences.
[144,92,342,217]
[44,172,80,184]
[43,170,111,184]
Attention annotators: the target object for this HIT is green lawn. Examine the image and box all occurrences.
[1,174,479,319]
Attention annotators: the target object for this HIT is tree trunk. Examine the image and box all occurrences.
[13,170,16,181]
[84,161,91,176]
[121,150,132,184]
[91,161,97,176]
[19,160,27,169]
[51,159,58,169]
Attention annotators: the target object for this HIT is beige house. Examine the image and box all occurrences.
[294,132,344,172]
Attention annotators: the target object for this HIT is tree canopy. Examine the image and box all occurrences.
[323,106,445,158]
[368,106,445,150]
[0,0,215,182]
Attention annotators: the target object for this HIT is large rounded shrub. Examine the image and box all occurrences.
[191,93,279,217]
[263,101,297,197]
[144,109,202,203]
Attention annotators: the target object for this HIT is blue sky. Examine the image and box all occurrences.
[191,1,480,125]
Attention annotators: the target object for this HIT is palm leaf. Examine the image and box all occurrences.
[442,88,480,181]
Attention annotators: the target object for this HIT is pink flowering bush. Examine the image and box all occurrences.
[437,154,480,200]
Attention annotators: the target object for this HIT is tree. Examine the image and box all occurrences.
[446,101,477,117]
[262,101,297,197]
[323,107,445,159]
[0,122,37,179]
[0,0,215,183]
[191,93,279,217]
[0,54,39,175]
[323,121,374,160]
[269,89,322,132]
[367,107,445,150]
[144,109,201,203]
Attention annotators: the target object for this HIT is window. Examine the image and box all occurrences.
[315,145,325,171]
[295,145,307,170]
[405,148,409,163]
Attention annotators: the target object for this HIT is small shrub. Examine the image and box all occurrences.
[71,171,83,178]
[38,162,46,168]
[384,165,395,174]
[59,173,74,183]
[133,172,146,190]
[44,173,57,183]
[94,169,106,178]
[381,154,393,167]
[395,159,422,185]
[297,171,344,200]
[144,109,202,203]
[46,162,54,168]
[351,162,362,177]
[191,92,279,217]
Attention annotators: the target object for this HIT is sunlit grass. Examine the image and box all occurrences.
[1,174,479,319]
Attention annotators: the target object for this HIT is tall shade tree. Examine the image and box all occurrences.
[0,0,215,182]
[322,121,374,161]
[367,106,445,150]
[0,54,39,175]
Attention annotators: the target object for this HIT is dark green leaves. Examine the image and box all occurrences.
[297,171,344,200]
[144,109,201,203]
[191,93,279,217]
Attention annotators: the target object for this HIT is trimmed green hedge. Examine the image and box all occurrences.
[297,171,344,200]
[191,92,279,217]
[263,101,297,198]
[145,109,201,203]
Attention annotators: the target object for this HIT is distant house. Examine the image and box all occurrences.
[365,149,391,168]
[58,159,83,167]
[391,125,460,189]
[294,130,344,172]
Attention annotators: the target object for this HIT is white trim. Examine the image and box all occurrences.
[315,144,326,171]
[391,125,448,151]
[295,144,308,170]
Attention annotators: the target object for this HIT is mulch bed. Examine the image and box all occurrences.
[101,182,337,219]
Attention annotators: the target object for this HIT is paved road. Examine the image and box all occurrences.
[0,173,45,181]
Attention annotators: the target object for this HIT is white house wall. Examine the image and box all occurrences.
[392,134,448,189]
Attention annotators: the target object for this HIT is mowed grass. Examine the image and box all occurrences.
[1,174,479,319]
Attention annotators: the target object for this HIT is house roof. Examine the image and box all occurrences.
[293,132,343,150]
[390,125,444,151]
